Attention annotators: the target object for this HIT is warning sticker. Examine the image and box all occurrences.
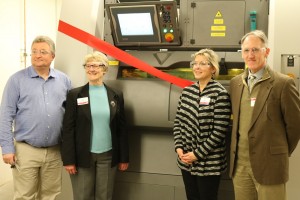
[215,11,222,17]
[211,26,226,31]
[211,11,226,37]
[214,19,224,24]
[109,60,119,66]
[211,32,226,37]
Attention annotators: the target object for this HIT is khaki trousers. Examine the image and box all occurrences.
[13,142,62,200]
[232,164,286,200]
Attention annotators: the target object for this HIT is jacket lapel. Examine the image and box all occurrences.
[78,83,92,121]
[249,67,274,130]
[232,75,245,120]
[105,84,117,122]
[79,83,117,122]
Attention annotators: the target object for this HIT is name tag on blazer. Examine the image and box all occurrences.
[77,97,89,105]
[251,97,256,107]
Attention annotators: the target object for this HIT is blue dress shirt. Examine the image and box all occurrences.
[0,66,72,154]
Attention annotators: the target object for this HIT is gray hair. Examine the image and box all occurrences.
[191,48,220,77]
[84,51,109,72]
[240,30,268,48]
[31,35,55,55]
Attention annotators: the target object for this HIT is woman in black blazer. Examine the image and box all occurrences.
[61,51,129,200]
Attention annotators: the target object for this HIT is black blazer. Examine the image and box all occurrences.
[61,83,129,168]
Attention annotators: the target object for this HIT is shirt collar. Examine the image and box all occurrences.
[248,66,265,80]
[28,66,56,78]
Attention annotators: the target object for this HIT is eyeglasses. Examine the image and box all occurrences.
[190,61,211,69]
[83,64,106,70]
[31,49,51,56]
[242,47,266,55]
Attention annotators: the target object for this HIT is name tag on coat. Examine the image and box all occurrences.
[200,97,210,105]
[251,97,256,107]
[77,97,89,105]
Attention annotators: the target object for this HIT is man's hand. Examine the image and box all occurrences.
[2,153,16,165]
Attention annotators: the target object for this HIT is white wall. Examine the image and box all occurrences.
[0,0,62,186]
[268,0,300,199]
[0,0,22,185]
[268,0,300,71]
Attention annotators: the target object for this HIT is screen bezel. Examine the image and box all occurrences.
[107,5,161,46]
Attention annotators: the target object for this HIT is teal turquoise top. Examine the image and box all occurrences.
[89,85,112,153]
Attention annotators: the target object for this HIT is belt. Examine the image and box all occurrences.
[19,141,53,148]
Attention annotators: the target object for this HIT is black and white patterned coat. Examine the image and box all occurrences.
[173,80,231,176]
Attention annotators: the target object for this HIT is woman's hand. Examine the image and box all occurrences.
[118,163,129,171]
[64,164,77,175]
[176,148,184,157]
[180,152,197,164]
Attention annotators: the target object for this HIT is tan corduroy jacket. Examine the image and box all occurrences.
[229,66,300,185]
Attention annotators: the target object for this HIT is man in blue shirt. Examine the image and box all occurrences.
[0,35,72,200]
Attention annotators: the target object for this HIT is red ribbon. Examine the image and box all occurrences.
[58,20,193,88]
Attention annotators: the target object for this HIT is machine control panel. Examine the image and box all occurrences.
[158,3,178,43]
[105,1,181,47]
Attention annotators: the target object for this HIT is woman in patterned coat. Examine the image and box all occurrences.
[173,49,231,200]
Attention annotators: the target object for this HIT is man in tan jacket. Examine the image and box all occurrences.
[229,30,300,200]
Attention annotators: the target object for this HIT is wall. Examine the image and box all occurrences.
[268,0,300,199]
[55,0,102,87]
[0,0,22,186]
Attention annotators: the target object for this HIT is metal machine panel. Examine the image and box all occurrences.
[281,54,300,93]
[105,79,175,128]
[183,0,245,48]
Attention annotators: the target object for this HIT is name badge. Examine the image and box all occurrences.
[77,97,89,105]
[200,97,210,105]
[251,98,256,107]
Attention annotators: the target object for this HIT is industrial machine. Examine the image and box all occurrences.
[100,0,270,199]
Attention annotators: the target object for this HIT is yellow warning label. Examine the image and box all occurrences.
[214,19,224,24]
[211,26,226,31]
[211,32,226,37]
[215,11,222,18]
[211,11,225,37]
[108,60,119,66]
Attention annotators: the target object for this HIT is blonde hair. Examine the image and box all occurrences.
[191,49,220,77]
[83,51,109,72]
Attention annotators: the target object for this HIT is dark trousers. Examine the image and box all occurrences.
[181,169,221,200]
